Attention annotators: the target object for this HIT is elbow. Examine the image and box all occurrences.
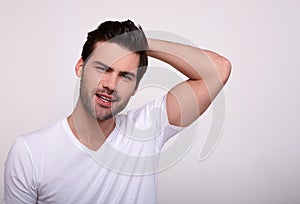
[220,57,231,85]
[204,50,231,85]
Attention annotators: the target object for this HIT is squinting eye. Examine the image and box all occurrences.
[95,66,107,72]
[122,74,133,81]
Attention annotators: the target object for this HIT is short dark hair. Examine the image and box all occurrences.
[81,19,148,88]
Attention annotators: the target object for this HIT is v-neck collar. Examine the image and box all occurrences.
[62,117,119,155]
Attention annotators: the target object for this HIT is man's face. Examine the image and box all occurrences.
[77,42,140,120]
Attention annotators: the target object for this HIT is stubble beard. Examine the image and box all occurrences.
[79,78,131,121]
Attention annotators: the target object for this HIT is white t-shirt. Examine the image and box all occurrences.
[4,95,183,204]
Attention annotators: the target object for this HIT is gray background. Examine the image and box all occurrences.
[1,0,299,203]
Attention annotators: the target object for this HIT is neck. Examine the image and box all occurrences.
[67,100,116,151]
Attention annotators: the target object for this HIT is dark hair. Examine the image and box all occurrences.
[81,20,148,88]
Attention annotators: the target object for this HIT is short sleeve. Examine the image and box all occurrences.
[153,94,184,150]
[3,136,37,204]
[121,94,183,149]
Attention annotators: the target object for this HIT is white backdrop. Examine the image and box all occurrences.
[1,0,299,203]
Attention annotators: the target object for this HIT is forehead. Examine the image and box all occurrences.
[86,41,140,72]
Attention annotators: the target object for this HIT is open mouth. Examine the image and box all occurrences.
[95,93,117,107]
[97,94,112,102]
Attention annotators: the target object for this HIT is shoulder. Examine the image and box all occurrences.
[121,94,168,125]
[23,119,65,142]
[13,119,67,157]
[6,136,31,164]
[5,118,72,177]
[115,94,183,143]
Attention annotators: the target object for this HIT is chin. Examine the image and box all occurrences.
[95,110,115,121]
[95,113,112,121]
[95,103,127,121]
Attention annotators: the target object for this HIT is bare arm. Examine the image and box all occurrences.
[147,38,231,127]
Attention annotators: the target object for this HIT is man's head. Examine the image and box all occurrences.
[76,20,148,121]
[81,20,148,89]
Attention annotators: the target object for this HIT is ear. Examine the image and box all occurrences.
[75,58,84,77]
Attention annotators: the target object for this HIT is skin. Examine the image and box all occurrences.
[147,38,231,127]
[3,29,232,204]
[68,42,140,150]
[68,38,231,151]
[78,42,139,121]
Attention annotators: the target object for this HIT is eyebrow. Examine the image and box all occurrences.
[92,61,110,69]
[92,61,136,78]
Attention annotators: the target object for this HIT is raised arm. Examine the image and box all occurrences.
[147,38,231,127]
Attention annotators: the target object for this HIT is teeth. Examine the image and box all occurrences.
[100,96,111,102]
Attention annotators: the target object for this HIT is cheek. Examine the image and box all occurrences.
[83,70,103,87]
[117,81,136,95]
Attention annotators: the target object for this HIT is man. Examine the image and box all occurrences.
[4,20,231,203]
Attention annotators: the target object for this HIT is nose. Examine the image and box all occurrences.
[101,73,118,92]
